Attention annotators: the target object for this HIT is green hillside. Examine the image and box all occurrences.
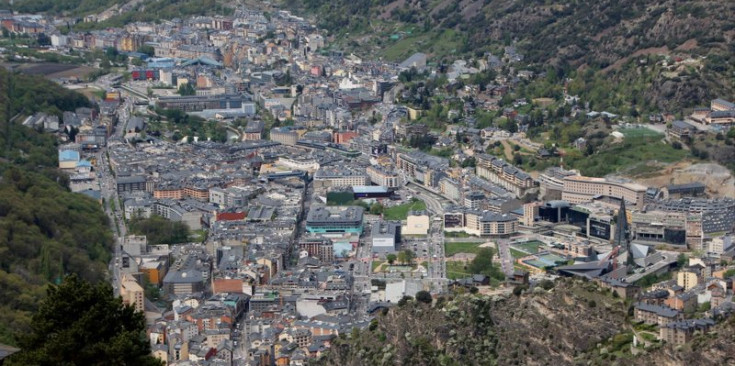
[0,0,125,16]
[0,68,113,345]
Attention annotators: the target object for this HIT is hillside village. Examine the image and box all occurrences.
[2,2,735,365]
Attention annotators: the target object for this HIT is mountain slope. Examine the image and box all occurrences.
[0,68,113,345]
[280,0,734,110]
[318,279,634,366]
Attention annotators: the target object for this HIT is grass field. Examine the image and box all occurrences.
[382,28,462,62]
[445,242,486,257]
[510,248,528,259]
[372,261,382,272]
[383,199,426,220]
[446,261,471,279]
[511,240,545,254]
[444,231,476,238]
[619,127,663,138]
[569,135,689,177]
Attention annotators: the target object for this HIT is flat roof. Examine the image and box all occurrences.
[353,185,388,194]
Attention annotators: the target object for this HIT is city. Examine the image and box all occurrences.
[1,1,735,365]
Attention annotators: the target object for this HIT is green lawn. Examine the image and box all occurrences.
[371,261,382,272]
[619,127,663,138]
[512,240,545,254]
[510,248,528,259]
[381,29,461,62]
[567,136,689,177]
[444,231,476,238]
[383,199,427,220]
[445,242,485,257]
[446,261,472,280]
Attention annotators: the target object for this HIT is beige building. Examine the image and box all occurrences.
[561,175,647,209]
[270,127,300,146]
[366,165,401,188]
[120,274,145,313]
[676,271,699,291]
[475,154,536,198]
[522,202,540,227]
[313,167,369,188]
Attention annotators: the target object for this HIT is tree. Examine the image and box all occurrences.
[178,83,195,96]
[397,295,413,307]
[513,153,523,165]
[386,254,397,265]
[36,33,51,46]
[415,290,432,304]
[137,45,155,57]
[370,202,384,215]
[7,275,162,366]
[468,248,505,281]
[398,249,415,266]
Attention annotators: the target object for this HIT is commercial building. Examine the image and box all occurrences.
[475,154,537,198]
[270,127,300,146]
[561,175,647,209]
[156,94,254,113]
[305,206,364,234]
[538,167,579,200]
[371,221,401,253]
[366,165,401,188]
[443,207,519,237]
[627,209,686,245]
[313,167,369,188]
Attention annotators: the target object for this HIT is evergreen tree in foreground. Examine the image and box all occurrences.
[7,275,162,366]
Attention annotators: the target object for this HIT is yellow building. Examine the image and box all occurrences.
[120,274,145,313]
[677,271,699,291]
[406,106,423,121]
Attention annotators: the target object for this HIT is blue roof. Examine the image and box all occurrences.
[352,185,388,194]
[76,159,92,167]
[59,150,80,162]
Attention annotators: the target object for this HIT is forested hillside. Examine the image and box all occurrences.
[0,0,124,16]
[0,68,112,345]
[281,0,734,111]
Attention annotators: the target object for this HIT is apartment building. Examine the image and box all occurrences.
[366,165,401,188]
[475,154,536,198]
[313,167,369,188]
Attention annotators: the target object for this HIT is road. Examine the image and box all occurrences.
[99,95,133,295]
[496,239,514,277]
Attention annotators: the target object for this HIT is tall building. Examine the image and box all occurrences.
[615,200,633,266]
[120,274,145,313]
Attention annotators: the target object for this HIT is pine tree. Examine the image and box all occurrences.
[8,275,163,366]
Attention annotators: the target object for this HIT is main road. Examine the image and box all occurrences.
[100,95,133,295]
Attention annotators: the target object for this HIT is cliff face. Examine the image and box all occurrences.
[319,279,735,366]
[318,279,633,366]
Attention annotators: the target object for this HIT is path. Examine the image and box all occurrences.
[500,140,514,160]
